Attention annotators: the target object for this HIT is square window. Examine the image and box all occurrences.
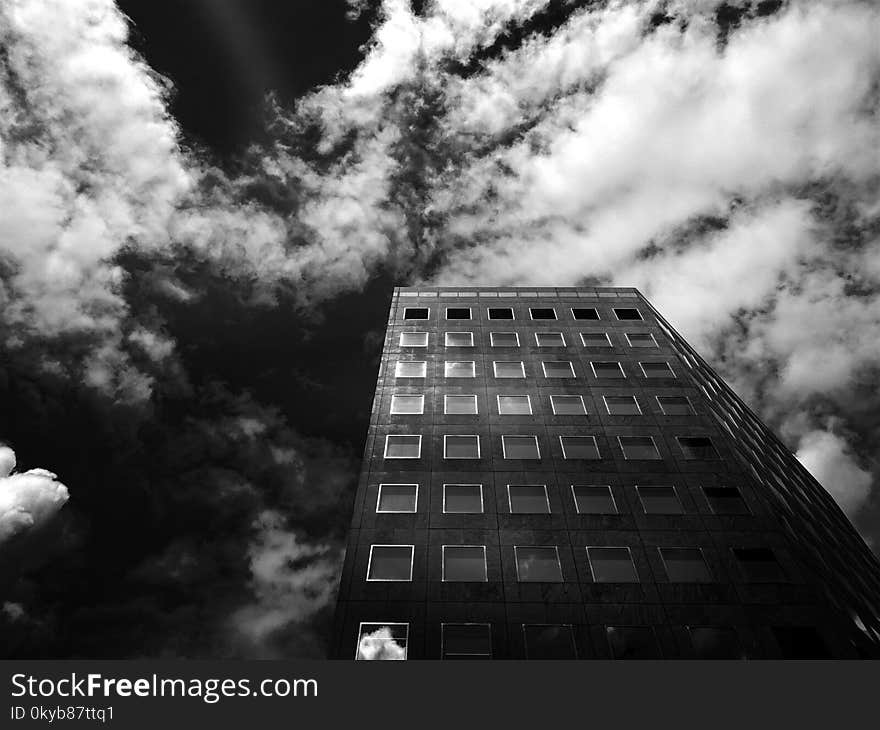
[733,548,786,582]
[588,547,639,582]
[640,361,675,378]
[395,361,426,378]
[497,395,532,415]
[367,545,414,581]
[446,307,472,320]
[614,308,643,321]
[657,396,694,415]
[688,627,743,659]
[523,625,577,659]
[442,624,492,659]
[490,331,519,347]
[703,486,749,515]
[445,331,474,347]
[542,360,576,378]
[399,331,428,347]
[591,361,625,378]
[508,485,550,514]
[494,361,525,378]
[403,307,428,320]
[637,485,683,514]
[581,332,612,347]
[514,546,563,582]
[384,435,422,459]
[677,436,720,459]
[604,395,641,415]
[442,546,487,582]
[390,394,424,414]
[487,307,514,320]
[376,484,418,513]
[550,395,587,415]
[606,626,661,659]
[618,436,661,460]
[535,332,566,347]
[625,332,657,347]
[660,548,712,582]
[445,361,476,378]
[445,395,478,415]
[444,435,480,459]
[356,623,408,660]
[572,307,600,320]
[572,485,617,514]
[502,435,541,459]
[529,307,557,320]
[443,484,483,513]
[771,626,830,659]
[560,435,601,459]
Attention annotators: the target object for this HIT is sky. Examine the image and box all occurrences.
[0,0,878,658]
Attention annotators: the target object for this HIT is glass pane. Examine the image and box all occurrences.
[368,546,412,580]
[704,487,749,515]
[689,628,743,659]
[491,332,519,346]
[445,435,480,458]
[734,548,786,581]
[446,395,477,414]
[446,332,473,346]
[627,333,656,347]
[356,623,408,660]
[605,396,640,415]
[678,437,719,459]
[552,395,586,415]
[377,485,417,512]
[657,396,693,414]
[403,308,428,320]
[593,361,625,378]
[637,486,683,514]
[498,395,531,414]
[447,307,471,320]
[494,361,524,378]
[391,395,423,414]
[395,361,426,377]
[543,361,575,377]
[445,361,475,378]
[661,548,712,582]
[530,308,556,320]
[607,626,660,659]
[488,307,514,320]
[581,333,611,346]
[443,546,487,581]
[572,485,616,514]
[589,547,638,582]
[572,308,599,320]
[536,332,565,346]
[508,485,550,514]
[443,484,483,513]
[400,332,428,346]
[443,624,491,658]
[385,435,421,458]
[560,436,600,459]
[524,625,577,659]
[614,308,643,321]
[515,547,562,581]
[503,436,540,459]
[619,436,661,459]
[642,362,674,377]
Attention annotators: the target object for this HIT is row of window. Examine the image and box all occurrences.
[394,360,674,378]
[383,434,720,460]
[375,484,748,516]
[398,331,657,347]
[364,544,786,583]
[403,306,643,322]
[390,393,694,416]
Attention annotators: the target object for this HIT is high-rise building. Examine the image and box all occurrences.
[332,286,880,659]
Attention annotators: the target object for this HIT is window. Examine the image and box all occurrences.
[572,307,600,320]
[771,626,831,659]
[535,332,566,347]
[497,395,532,415]
[542,360,575,378]
[502,435,541,459]
[657,396,693,415]
[588,547,639,582]
[445,331,474,347]
[494,361,525,378]
[677,436,720,459]
[508,485,550,514]
[443,484,483,513]
[403,307,428,320]
[660,548,712,582]
[733,548,786,582]
[445,361,476,378]
[604,395,641,415]
[444,435,480,459]
[640,361,675,378]
[356,623,408,660]
[490,331,519,347]
[637,486,683,514]
[384,435,422,459]
[442,624,492,659]
[591,361,625,378]
[395,361,426,378]
[446,307,472,320]
[581,332,612,347]
[618,436,661,460]
[703,486,749,515]
[572,485,617,514]
[523,625,577,659]
[614,308,643,321]
[487,307,514,320]
[550,395,587,415]
[367,545,414,581]
[390,394,424,414]
[625,333,657,347]
[442,546,487,582]
[560,436,601,459]
[529,307,557,320]
[377,484,418,513]
[688,627,743,659]
[514,546,563,582]
[399,332,428,347]
[445,395,478,415]
[606,626,660,659]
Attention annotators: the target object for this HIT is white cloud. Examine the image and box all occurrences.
[356,626,407,660]
[796,430,872,517]
[0,445,69,544]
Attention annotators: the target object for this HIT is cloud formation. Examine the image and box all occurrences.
[0,445,69,543]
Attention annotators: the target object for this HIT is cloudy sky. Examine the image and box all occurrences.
[0,0,878,658]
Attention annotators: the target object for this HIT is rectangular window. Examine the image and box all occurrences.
[442,546,487,582]
[443,484,483,513]
[636,485,683,514]
[367,545,414,581]
[502,435,541,459]
[677,436,720,459]
[640,361,675,378]
[688,627,743,659]
[494,361,525,378]
[572,307,600,320]
[376,484,418,513]
[395,361,426,378]
[446,307,472,320]
[542,360,576,378]
[356,622,408,660]
[390,394,424,414]
[444,435,480,459]
[733,548,786,582]
[703,486,749,515]
[403,307,429,320]
[591,361,625,378]
[523,625,577,659]
[490,331,519,347]
[507,485,550,514]
[572,485,617,514]
[445,395,478,415]
[560,435,601,459]
[581,332,612,347]
[445,361,476,378]
[487,307,514,320]
[514,546,563,582]
[614,308,643,321]
[606,626,660,659]
[529,307,557,320]
[604,395,641,415]
[384,435,422,459]
[535,332,566,347]
[550,395,587,415]
[660,547,712,582]
[497,394,532,415]
[399,331,428,347]
[442,624,492,659]
[657,396,694,415]
[625,333,658,347]
[587,547,639,582]
[445,331,474,347]
[618,436,661,460]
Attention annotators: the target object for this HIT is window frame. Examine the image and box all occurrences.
[501,434,541,459]
[445,306,473,321]
[571,307,600,321]
[441,623,492,660]
[355,622,409,660]
[571,484,618,515]
[390,394,425,415]
[444,331,475,347]
[636,485,684,514]
[534,332,566,347]
[493,360,526,378]
[591,361,626,378]
[542,360,576,378]
[676,436,721,460]
[444,360,477,378]
[703,486,751,515]
[444,394,479,415]
[732,547,787,582]
[625,332,658,348]
[441,545,488,582]
[513,545,563,582]
[398,331,429,347]
[496,394,533,415]
[402,307,429,320]
[656,395,694,415]
[549,394,587,415]
[394,361,427,378]
[559,435,601,460]
[618,435,662,460]
[603,395,642,415]
[442,483,484,514]
[522,624,578,659]
[366,544,415,582]
[658,547,713,583]
[529,307,557,321]
[490,331,520,347]
[487,307,515,320]
[613,307,644,321]
[640,361,676,378]
[586,545,640,583]
[383,434,423,459]
[443,434,481,460]
[580,332,612,347]
[507,484,551,514]
[376,483,419,514]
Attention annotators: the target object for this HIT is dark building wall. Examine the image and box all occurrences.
[333,286,880,659]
